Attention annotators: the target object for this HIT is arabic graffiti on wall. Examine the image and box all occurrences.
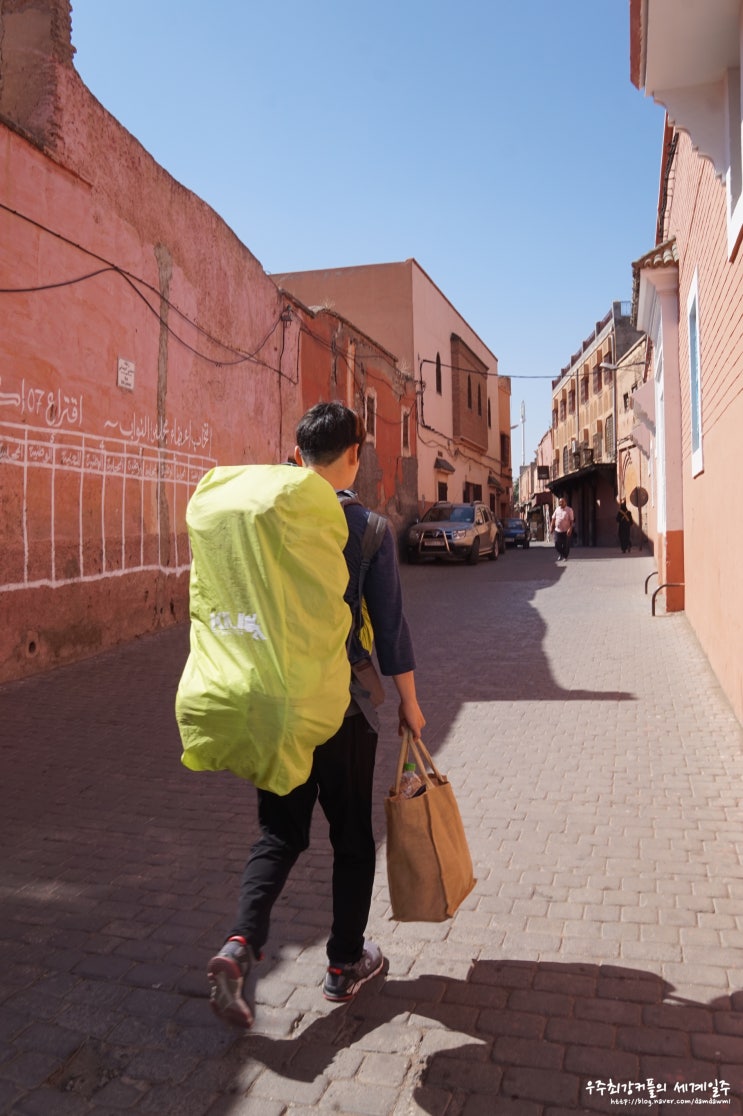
[1,392,215,590]
[103,414,213,455]
[0,376,84,428]
[0,375,214,456]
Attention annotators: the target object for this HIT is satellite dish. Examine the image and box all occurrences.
[629,486,648,508]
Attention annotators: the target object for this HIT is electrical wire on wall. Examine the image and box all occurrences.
[296,319,415,429]
[418,356,557,381]
[0,201,294,377]
[0,201,537,471]
[415,356,557,478]
[417,357,503,473]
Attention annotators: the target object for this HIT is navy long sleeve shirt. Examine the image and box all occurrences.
[341,499,416,678]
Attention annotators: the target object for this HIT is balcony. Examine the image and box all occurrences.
[569,447,595,472]
[549,442,615,491]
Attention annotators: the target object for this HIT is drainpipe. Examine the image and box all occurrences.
[347,338,356,408]
[575,368,580,453]
[652,274,684,610]
[610,331,618,490]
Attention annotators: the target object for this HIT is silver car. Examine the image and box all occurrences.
[407,502,500,565]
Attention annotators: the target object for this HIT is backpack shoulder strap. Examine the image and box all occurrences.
[338,494,387,638]
[359,510,387,567]
[338,494,386,575]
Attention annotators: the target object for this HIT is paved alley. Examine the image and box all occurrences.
[2,543,743,1115]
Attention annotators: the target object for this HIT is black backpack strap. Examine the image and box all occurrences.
[358,511,387,591]
[338,494,387,641]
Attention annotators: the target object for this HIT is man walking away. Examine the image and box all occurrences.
[550,497,574,563]
[207,402,425,1028]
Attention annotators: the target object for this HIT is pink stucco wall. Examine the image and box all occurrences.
[0,13,298,680]
[665,132,743,720]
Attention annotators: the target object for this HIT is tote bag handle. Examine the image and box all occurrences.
[393,728,446,794]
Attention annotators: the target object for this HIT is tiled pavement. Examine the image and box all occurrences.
[1,542,743,1114]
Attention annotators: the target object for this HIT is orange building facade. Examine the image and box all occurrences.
[274,260,513,519]
[286,293,419,534]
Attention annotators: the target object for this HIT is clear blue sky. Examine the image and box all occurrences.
[70,0,665,464]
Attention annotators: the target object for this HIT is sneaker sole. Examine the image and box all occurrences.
[207,956,254,1029]
[322,955,385,1003]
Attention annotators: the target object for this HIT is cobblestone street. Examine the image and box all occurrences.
[2,543,743,1114]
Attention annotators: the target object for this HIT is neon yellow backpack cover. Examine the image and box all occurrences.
[175,465,351,794]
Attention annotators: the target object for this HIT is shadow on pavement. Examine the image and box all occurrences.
[223,959,743,1113]
[0,550,651,1114]
[397,548,635,710]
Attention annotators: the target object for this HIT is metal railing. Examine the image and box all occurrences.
[646,572,685,617]
[651,583,684,617]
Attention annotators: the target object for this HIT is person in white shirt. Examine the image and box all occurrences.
[550,498,575,562]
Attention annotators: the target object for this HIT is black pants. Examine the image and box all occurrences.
[230,713,378,965]
[554,530,570,560]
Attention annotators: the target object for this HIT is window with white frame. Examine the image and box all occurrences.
[726,63,743,256]
[687,271,704,476]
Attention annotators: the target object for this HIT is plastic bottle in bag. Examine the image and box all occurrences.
[398,762,425,798]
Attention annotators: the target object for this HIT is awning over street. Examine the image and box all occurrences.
[547,461,615,496]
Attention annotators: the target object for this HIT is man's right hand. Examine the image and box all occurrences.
[392,671,426,740]
[398,697,426,741]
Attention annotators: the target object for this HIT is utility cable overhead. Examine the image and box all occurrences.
[0,201,291,374]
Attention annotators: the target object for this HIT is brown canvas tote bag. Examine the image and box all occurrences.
[385,731,476,922]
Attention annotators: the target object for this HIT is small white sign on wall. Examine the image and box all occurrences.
[117,358,135,391]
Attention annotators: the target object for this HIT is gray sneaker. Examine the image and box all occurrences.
[207,936,256,1028]
[323,939,384,1002]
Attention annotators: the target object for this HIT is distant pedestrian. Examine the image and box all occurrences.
[550,497,574,563]
[616,500,633,553]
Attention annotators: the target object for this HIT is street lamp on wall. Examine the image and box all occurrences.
[598,361,618,464]
[599,359,649,461]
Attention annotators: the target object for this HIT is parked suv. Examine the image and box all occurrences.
[407,502,500,564]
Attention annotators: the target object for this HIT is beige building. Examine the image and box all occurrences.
[615,335,653,551]
[548,302,644,546]
[274,260,513,519]
[518,429,554,540]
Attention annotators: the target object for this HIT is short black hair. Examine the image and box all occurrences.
[296,402,366,465]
